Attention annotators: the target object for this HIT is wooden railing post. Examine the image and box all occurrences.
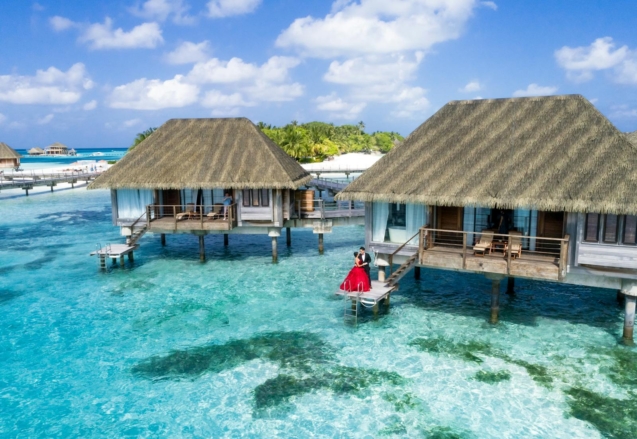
[146,205,150,228]
[173,205,177,229]
[507,241,512,275]
[200,204,204,229]
[462,232,467,269]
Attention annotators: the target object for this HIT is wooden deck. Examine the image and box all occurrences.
[420,246,560,280]
[148,217,233,231]
[335,281,396,304]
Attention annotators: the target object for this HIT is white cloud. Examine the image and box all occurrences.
[610,104,637,118]
[38,114,54,125]
[324,52,423,85]
[480,1,497,10]
[243,81,304,102]
[79,18,163,50]
[130,0,195,25]
[555,37,637,84]
[316,93,367,120]
[164,41,211,64]
[276,0,479,57]
[109,74,200,110]
[459,80,482,93]
[188,56,300,84]
[33,3,45,12]
[207,0,261,18]
[123,118,142,127]
[389,86,430,118]
[512,83,558,97]
[0,113,6,124]
[0,63,93,105]
[211,107,241,117]
[83,100,98,110]
[201,90,254,108]
[50,16,76,31]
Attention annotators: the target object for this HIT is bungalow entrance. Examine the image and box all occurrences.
[435,206,463,245]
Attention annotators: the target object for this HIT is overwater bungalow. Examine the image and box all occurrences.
[0,142,21,169]
[45,142,69,156]
[89,118,363,262]
[337,95,637,343]
[28,147,45,156]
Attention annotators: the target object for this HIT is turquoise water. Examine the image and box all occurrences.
[1,189,636,438]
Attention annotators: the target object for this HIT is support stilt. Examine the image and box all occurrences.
[272,236,278,263]
[160,233,166,246]
[119,256,125,267]
[507,277,515,295]
[414,266,421,280]
[50,185,54,192]
[372,303,379,316]
[286,227,291,247]
[128,252,134,263]
[199,235,205,262]
[384,294,390,307]
[24,189,29,196]
[111,258,116,265]
[623,295,636,345]
[378,266,386,283]
[224,234,229,246]
[318,233,324,255]
[617,290,625,305]
[490,279,501,324]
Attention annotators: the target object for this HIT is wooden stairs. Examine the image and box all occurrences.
[385,253,418,286]
[127,225,148,246]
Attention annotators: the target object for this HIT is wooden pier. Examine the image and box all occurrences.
[336,281,396,321]
[0,169,101,195]
[90,244,138,269]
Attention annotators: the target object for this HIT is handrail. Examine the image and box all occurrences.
[420,227,569,243]
[388,229,422,275]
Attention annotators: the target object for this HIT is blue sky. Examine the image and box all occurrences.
[0,0,636,149]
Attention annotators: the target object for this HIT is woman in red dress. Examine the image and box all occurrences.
[340,255,371,292]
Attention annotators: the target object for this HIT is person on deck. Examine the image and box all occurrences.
[340,251,371,292]
[356,247,372,288]
[222,192,233,219]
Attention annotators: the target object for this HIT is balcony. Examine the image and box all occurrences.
[145,204,237,232]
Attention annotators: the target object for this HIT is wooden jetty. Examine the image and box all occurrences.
[336,281,397,322]
[90,244,138,269]
[0,169,101,195]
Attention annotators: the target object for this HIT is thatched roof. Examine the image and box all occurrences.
[28,147,45,154]
[337,95,637,215]
[89,118,312,190]
[0,142,21,159]
[627,130,637,146]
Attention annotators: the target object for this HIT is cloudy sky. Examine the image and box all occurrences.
[0,0,636,148]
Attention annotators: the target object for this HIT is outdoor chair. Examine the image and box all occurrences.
[509,231,523,259]
[207,205,224,220]
[176,203,197,220]
[473,230,494,256]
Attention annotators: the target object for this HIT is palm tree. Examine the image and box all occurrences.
[129,127,157,151]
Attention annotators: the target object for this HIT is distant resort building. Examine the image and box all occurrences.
[28,147,45,156]
[337,95,637,342]
[89,118,363,262]
[0,142,21,169]
[45,142,70,156]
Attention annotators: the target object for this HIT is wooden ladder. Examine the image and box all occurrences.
[385,253,418,287]
[127,225,148,246]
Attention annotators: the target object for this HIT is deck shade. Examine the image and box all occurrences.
[337,95,637,215]
[89,118,311,190]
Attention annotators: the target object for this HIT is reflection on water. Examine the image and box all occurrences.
[0,187,635,438]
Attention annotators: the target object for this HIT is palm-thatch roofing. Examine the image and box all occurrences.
[89,118,312,190]
[28,147,45,154]
[337,95,637,215]
[0,142,21,159]
[46,142,68,151]
[627,130,637,146]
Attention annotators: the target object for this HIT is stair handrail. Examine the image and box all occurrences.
[387,229,421,275]
[127,209,148,245]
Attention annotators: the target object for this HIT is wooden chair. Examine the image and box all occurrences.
[176,203,197,220]
[473,230,494,256]
[509,231,523,259]
[207,204,224,220]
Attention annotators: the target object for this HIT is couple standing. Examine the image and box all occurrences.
[339,247,372,292]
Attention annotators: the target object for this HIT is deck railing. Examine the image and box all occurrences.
[146,203,237,230]
[418,227,570,281]
[294,199,364,219]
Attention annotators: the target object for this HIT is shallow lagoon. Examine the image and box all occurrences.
[1,188,636,438]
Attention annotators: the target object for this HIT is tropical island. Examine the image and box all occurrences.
[129,121,404,161]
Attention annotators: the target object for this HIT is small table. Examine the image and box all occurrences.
[491,240,508,253]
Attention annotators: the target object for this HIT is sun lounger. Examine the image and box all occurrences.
[473,230,494,256]
[207,205,224,220]
[176,203,197,220]
[509,231,523,259]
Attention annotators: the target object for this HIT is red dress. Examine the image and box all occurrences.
[340,265,371,292]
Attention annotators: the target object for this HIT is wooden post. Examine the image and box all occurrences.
[507,242,512,275]
[378,266,386,283]
[384,294,390,308]
[224,234,229,246]
[119,256,125,267]
[623,295,636,345]
[462,232,467,269]
[372,303,379,316]
[617,290,625,305]
[490,279,500,324]
[507,277,515,295]
[199,235,205,262]
[414,266,421,280]
[318,233,324,254]
[161,234,166,246]
[128,252,134,263]
[272,236,278,263]
[173,205,177,229]
[286,227,291,247]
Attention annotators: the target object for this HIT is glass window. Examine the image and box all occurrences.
[260,189,270,207]
[388,203,406,227]
[603,214,619,243]
[242,190,250,207]
[624,215,637,245]
[584,213,599,242]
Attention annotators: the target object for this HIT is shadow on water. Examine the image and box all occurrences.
[397,267,622,332]
[0,289,22,305]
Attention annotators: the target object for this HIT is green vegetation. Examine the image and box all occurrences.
[128,127,157,151]
[258,121,403,161]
